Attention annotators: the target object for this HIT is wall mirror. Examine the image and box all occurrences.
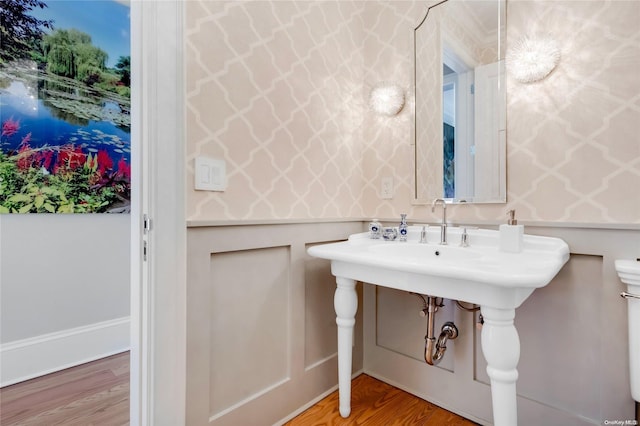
[413,0,506,204]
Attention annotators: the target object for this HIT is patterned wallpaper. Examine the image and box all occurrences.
[503,0,640,224]
[186,0,640,224]
[185,0,367,220]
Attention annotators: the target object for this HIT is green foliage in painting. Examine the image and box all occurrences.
[2,3,130,94]
[0,0,53,64]
[46,43,75,76]
[42,29,108,82]
[115,56,130,86]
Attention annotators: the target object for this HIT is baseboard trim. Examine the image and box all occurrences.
[0,316,130,387]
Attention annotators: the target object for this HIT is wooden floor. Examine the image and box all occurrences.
[286,374,478,426]
[0,352,129,426]
[0,353,477,425]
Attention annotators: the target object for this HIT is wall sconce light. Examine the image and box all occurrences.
[507,35,561,83]
[369,83,405,116]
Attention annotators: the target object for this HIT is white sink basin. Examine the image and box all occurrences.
[309,226,569,308]
[307,225,569,426]
[369,242,483,262]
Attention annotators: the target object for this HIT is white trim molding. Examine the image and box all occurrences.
[130,0,186,425]
[0,317,130,387]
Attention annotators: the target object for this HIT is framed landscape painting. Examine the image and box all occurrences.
[0,0,131,213]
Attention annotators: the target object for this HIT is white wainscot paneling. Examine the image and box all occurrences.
[186,222,364,426]
[364,225,639,425]
[209,246,291,419]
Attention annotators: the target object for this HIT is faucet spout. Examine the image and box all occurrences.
[431,198,447,245]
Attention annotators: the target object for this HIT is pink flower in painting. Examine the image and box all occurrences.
[96,150,114,175]
[2,117,20,137]
[41,150,54,171]
[53,152,65,174]
[73,146,86,168]
[55,145,86,172]
[117,157,130,179]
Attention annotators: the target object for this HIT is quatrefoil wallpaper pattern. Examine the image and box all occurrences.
[186,1,640,224]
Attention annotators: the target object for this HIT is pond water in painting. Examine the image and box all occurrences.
[0,66,131,214]
[1,76,130,158]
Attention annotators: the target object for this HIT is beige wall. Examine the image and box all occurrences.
[504,0,640,223]
[186,0,640,225]
[185,1,367,221]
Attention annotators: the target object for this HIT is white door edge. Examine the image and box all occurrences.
[130,1,186,425]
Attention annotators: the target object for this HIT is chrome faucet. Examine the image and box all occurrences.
[431,198,447,245]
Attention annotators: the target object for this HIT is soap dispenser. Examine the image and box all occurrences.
[499,210,524,253]
[399,214,408,242]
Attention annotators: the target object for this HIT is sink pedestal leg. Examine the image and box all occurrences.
[334,277,357,418]
[480,306,520,426]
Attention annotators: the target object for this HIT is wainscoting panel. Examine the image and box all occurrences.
[364,225,639,425]
[209,246,291,417]
[187,221,364,426]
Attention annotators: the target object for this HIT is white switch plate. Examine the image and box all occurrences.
[380,176,393,199]
[195,156,226,191]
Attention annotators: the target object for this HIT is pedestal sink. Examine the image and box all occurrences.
[307,226,569,426]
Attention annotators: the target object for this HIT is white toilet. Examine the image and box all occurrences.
[615,259,640,404]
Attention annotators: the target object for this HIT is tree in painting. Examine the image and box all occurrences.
[0,0,52,64]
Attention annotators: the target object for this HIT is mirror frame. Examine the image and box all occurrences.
[412,0,507,205]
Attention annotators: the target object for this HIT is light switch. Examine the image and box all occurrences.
[195,156,226,191]
[199,164,210,184]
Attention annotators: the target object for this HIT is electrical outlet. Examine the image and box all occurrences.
[380,177,393,199]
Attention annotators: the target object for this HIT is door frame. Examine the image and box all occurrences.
[130,1,186,425]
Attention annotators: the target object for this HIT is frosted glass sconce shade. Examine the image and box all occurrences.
[369,83,405,116]
[507,35,560,83]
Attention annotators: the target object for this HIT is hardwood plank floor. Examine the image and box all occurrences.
[1,354,477,425]
[285,374,479,426]
[0,352,129,426]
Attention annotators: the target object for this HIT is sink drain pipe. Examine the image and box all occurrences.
[424,296,459,366]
